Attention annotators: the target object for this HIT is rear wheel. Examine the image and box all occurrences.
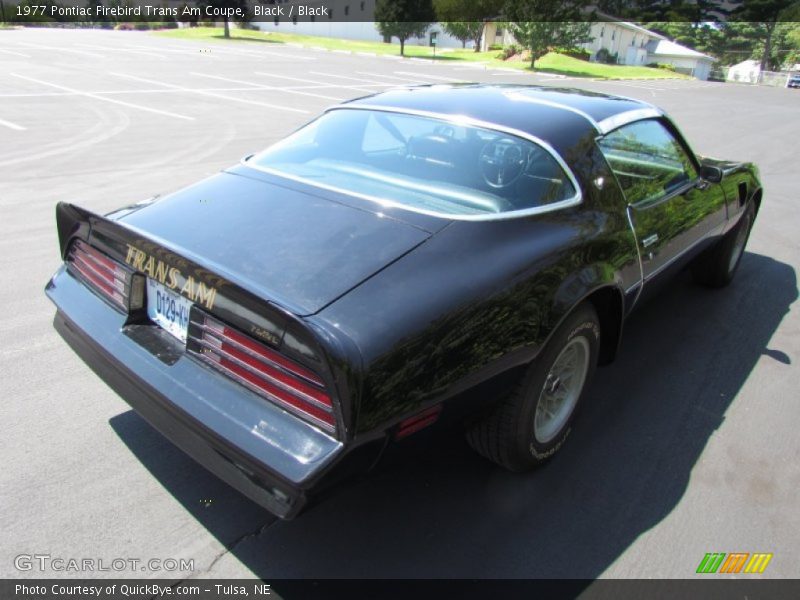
[692,202,755,288]
[466,304,600,471]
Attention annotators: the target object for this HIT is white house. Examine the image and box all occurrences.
[254,0,472,49]
[582,21,664,66]
[645,39,715,79]
[726,59,762,83]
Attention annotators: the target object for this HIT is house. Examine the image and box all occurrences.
[254,0,472,49]
[645,39,715,80]
[582,21,664,66]
[726,59,761,84]
[483,19,716,79]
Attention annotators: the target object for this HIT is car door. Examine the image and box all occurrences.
[597,118,727,282]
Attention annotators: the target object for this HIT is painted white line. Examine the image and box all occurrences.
[75,43,165,58]
[0,107,130,168]
[124,44,216,57]
[0,48,31,58]
[0,84,382,99]
[491,69,529,75]
[191,72,347,102]
[394,70,465,82]
[15,42,105,59]
[600,81,666,91]
[110,72,309,114]
[310,71,413,88]
[354,71,415,83]
[0,92,73,98]
[209,47,317,61]
[0,118,25,131]
[254,71,386,93]
[9,73,195,121]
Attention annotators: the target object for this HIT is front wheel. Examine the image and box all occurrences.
[466,304,600,471]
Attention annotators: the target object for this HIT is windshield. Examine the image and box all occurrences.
[248,109,579,218]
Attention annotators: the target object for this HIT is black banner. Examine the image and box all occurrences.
[3,579,800,600]
[4,0,800,25]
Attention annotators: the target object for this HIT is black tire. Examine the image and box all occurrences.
[692,202,755,288]
[466,303,600,471]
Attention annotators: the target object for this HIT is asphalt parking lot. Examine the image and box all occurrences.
[1,27,799,582]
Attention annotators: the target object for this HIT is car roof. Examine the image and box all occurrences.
[342,84,660,156]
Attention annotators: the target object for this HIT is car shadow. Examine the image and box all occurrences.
[110,251,796,579]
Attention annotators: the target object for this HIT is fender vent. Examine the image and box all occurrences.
[738,182,748,207]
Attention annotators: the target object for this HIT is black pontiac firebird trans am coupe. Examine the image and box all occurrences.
[46,84,761,519]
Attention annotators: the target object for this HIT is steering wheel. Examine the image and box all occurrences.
[479,139,528,188]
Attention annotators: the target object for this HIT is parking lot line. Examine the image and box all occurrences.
[310,71,403,86]
[0,118,26,131]
[110,72,310,114]
[15,42,105,59]
[0,48,32,58]
[354,71,418,83]
[119,44,220,60]
[254,71,387,93]
[393,70,467,82]
[190,72,347,102]
[75,43,166,58]
[9,74,195,121]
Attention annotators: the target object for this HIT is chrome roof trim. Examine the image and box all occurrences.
[596,108,664,135]
[242,104,584,222]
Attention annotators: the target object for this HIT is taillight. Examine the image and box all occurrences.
[67,240,143,312]
[189,313,336,434]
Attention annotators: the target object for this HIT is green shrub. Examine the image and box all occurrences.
[499,44,521,60]
[595,48,618,64]
[555,47,591,61]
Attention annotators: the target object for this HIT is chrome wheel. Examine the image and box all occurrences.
[533,337,590,444]
[728,212,751,273]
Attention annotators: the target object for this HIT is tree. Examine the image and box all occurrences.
[732,0,795,72]
[199,0,248,38]
[434,0,499,51]
[503,0,593,68]
[375,0,436,56]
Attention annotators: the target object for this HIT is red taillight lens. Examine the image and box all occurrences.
[67,240,142,311]
[190,314,336,434]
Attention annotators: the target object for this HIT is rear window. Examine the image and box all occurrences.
[248,109,579,218]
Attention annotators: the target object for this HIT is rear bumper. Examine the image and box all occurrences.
[46,266,344,519]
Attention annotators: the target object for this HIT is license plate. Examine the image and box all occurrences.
[146,279,192,343]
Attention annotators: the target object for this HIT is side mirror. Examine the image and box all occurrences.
[699,165,723,183]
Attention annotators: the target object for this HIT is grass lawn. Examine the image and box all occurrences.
[154,27,691,80]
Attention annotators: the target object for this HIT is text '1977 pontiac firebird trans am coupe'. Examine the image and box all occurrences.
[46,85,761,519]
